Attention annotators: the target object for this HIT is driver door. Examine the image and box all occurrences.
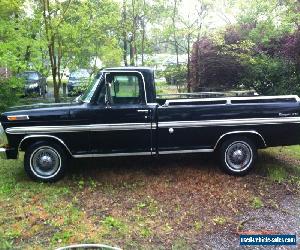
[89,71,154,155]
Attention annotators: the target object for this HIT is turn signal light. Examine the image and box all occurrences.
[7,115,29,121]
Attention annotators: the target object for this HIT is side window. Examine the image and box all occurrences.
[107,74,144,104]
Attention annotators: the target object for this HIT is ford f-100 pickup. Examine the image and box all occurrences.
[1,67,300,182]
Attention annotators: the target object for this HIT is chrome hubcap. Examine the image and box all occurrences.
[30,147,61,177]
[225,142,252,171]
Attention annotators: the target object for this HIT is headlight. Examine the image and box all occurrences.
[0,123,8,146]
[28,83,38,89]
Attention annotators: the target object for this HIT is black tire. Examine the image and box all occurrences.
[219,136,257,176]
[24,141,68,182]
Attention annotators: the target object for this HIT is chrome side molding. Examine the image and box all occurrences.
[158,117,300,129]
[159,149,214,154]
[6,123,152,134]
[164,95,300,106]
[73,151,152,158]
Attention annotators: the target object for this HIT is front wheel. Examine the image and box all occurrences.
[219,137,257,176]
[24,141,67,182]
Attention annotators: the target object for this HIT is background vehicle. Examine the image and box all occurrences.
[17,71,47,96]
[67,69,90,96]
[1,67,300,182]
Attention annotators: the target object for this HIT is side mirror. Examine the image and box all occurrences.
[105,82,112,108]
[104,92,108,105]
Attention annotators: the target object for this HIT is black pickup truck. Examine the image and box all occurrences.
[1,67,300,182]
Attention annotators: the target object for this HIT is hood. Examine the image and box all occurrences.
[6,102,76,112]
[24,79,39,84]
[68,78,89,85]
[0,101,84,124]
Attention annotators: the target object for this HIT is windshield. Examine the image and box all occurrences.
[70,70,89,79]
[80,73,103,103]
[19,72,39,81]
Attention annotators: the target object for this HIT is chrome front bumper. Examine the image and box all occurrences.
[0,123,8,144]
[0,123,8,159]
[0,148,7,159]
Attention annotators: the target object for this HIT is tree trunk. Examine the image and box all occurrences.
[130,38,135,66]
[130,0,136,66]
[141,19,145,66]
[42,0,60,102]
[187,34,191,92]
[57,37,65,97]
[122,0,128,66]
[172,0,179,66]
[50,43,60,102]
[123,35,128,66]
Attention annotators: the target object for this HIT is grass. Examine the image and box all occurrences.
[262,146,300,187]
[156,81,180,95]
[212,216,227,225]
[251,196,264,209]
[46,76,68,87]
[0,146,299,249]
[193,220,203,231]
[268,166,287,183]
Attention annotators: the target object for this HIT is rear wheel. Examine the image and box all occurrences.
[24,141,67,182]
[219,137,257,176]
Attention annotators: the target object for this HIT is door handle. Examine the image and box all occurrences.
[137,109,149,113]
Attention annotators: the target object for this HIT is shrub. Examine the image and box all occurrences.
[0,77,23,113]
[162,64,187,92]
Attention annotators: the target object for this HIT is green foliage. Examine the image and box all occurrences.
[251,196,264,209]
[240,55,300,95]
[163,64,187,84]
[268,166,287,183]
[189,0,300,95]
[0,77,23,112]
[212,216,227,225]
[193,220,203,231]
[51,231,73,244]
[140,227,152,237]
[171,238,191,250]
[162,64,187,92]
[101,216,126,232]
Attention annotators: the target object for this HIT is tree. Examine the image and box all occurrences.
[190,37,246,91]
[37,0,73,102]
[0,0,25,110]
[120,0,168,66]
[0,0,45,73]
[34,0,122,101]
[188,0,300,96]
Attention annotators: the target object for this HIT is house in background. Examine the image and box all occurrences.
[0,67,12,79]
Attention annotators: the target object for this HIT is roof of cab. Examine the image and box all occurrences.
[104,67,153,73]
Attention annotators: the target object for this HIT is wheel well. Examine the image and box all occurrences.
[19,136,72,156]
[214,132,266,150]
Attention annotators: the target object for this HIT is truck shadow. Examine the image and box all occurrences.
[68,153,220,180]
[65,149,299,183]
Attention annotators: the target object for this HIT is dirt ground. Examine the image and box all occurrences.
[0,149,299,249]
[67,151,300,249]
